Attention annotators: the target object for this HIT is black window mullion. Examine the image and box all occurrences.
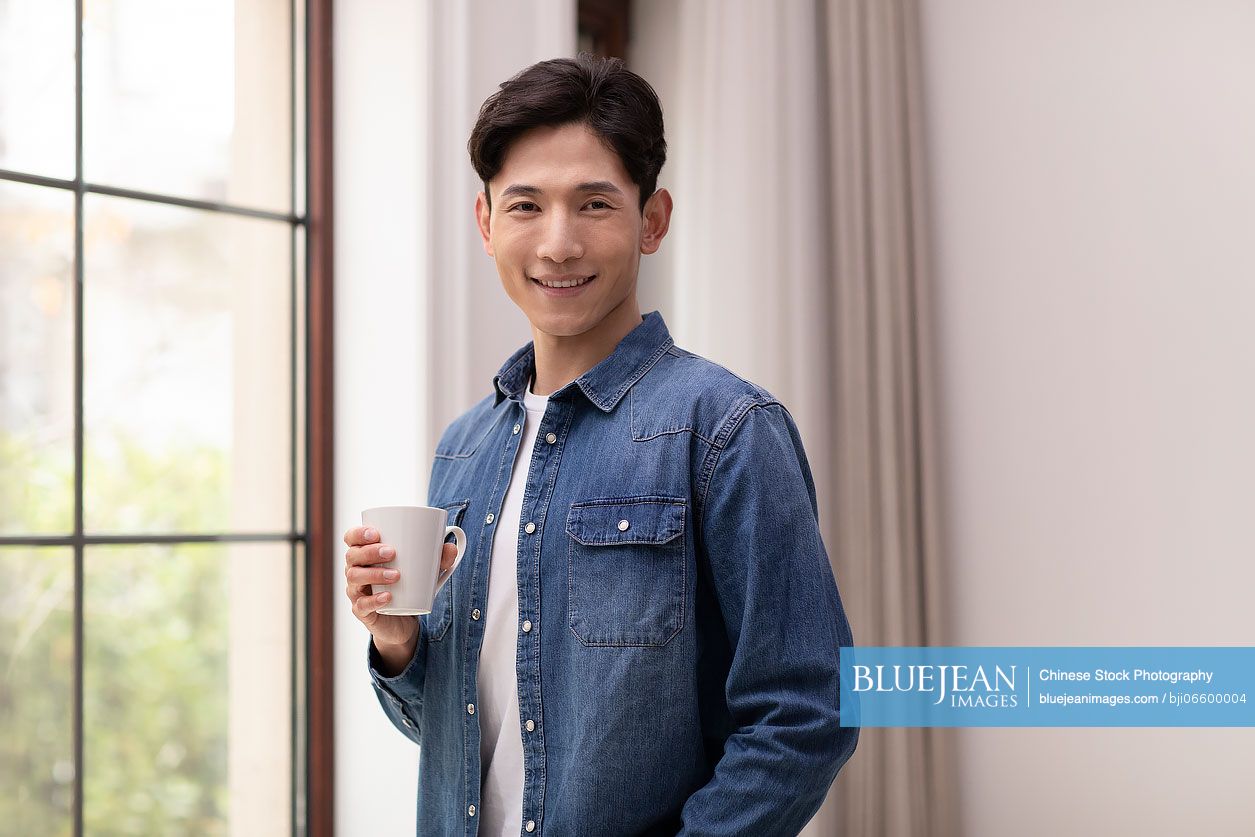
[72,0,85,833]
[0,533,304,547]
[289,1,302,833]
[0,169,304,225]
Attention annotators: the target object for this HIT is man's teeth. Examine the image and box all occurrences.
[537,276,591,288]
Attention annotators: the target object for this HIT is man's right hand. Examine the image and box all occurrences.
[343,525,460,667]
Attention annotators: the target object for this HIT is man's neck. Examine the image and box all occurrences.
[529,296,643,396]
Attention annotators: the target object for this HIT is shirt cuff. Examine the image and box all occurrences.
[366,630,427,707]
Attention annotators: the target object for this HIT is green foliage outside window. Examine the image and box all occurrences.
[1,430,233,836]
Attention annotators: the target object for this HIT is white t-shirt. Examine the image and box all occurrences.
[476,378,548,836]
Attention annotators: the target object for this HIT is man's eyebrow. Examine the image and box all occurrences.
[498,181,625,199]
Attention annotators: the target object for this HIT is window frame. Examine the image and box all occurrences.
[0,0,335,834]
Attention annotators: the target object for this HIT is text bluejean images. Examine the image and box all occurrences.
[842,647,1255,727]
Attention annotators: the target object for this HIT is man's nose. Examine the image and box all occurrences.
[536,213,584,263]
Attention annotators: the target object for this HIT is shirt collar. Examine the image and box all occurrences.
[492,310,674,412]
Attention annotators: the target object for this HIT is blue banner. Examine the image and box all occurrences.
[839,647,1255,727]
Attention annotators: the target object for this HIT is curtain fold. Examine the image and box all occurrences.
[823,1,957,835]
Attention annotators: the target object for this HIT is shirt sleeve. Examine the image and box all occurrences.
[678,399,859,836]
[366,621,431,746]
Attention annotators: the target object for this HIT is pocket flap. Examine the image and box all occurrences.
[566,497,685,546]
[440,499,470,525]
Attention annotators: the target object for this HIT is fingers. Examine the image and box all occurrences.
[345,541,396,568]
[345,563,400,586]
[351,586,393,618]
[440,542,458,572]
[344,525,380,547]
[343,527,396,611]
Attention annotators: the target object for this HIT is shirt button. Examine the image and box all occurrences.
[468,805,476,817]
[545,432,556,444]
[472,608,481,621]
[512,423,521,434]
[485,513,494,524]
[525,719,535,732]
[526,820,536,832]
[524,521,536,534]
[617,519,630,531]
[467,703,475,715]
[522,620,532,633]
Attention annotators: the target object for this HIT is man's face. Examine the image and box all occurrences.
[475,122,670,338]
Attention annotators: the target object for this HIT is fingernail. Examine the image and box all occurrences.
[383,570,399,580]
[377,592,389,602]
[379,546,395,559]
[364,528,377,541]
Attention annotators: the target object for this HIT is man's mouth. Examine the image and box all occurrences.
[531,274,596,289]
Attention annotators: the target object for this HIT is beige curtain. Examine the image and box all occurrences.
[633,1,956,833]
[822,1,957,835]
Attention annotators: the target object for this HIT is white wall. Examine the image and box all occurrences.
[333,3,573,835]
[333,1,426,834]
[918,1,1255,833]
[627,0,681,321]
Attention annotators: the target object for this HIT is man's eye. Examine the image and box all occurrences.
[507,200,611,212]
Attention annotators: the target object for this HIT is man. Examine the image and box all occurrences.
[343,53,857,836]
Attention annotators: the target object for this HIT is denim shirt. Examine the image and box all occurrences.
[368,310,858,836]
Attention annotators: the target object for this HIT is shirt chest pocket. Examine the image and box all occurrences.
[425,498,468,643]
[565,496,687,648]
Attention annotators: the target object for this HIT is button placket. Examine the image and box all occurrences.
[518,406,566,834]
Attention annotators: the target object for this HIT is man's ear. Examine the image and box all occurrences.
[639,188,673,256]
[475,190,494,257]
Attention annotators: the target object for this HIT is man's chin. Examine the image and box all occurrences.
[527,308,599,338]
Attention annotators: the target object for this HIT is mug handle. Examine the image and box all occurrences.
[434,525,466,593]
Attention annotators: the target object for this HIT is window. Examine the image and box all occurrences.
[0,1,334,834]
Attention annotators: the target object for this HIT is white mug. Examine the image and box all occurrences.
[360,505,467,616]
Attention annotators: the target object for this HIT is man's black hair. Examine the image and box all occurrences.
[468,52,667,214]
